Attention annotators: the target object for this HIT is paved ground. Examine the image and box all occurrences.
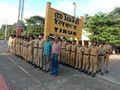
[0,40,120,90]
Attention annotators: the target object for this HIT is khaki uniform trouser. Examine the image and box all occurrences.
[24,47,27,60]
[37,49,43,67]
[70,52,76,66]
[23,46,25,59]
[82,55,89,71]
[105,54,110,71]
[61,50,66,63]
[18,45,21,56]
[16,44,18,55]
[26,47,29,61]
[90,55,98,73]
[11,44,13,53]
[8,43,11,52]
[66,51,70,65]
[34,48,38,65]
[75,53,82,69]
[98,55,105,73]
[28,46,33,62]
[13,44,16,54]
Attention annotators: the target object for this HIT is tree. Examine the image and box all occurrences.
[25,16,45,36]
[86,8,120,47]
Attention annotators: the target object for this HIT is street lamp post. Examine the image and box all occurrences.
[0,20,8,43]
[4,22,8,43]
[73,2,76,17]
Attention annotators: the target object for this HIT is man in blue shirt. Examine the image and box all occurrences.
[42,36,52,72]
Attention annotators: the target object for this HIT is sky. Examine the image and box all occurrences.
[0,0,120,25]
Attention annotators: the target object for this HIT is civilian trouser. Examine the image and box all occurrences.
[51,53,59,75]
[99,56,105,73]
[43,54,50,71]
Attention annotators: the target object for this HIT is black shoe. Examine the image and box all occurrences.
[39,67,42,70]
[78,68,81,71]
[99,69,101,72]
[84,70,88,74]
[34,65,37,68]
[105,71,109,74]
[96,71,99,73]
[42,69,45,71]
[87,72,91,75]
[81,70,84,72]
[45,70,49,73]
[101,72,104,75]
[91,73,96,77]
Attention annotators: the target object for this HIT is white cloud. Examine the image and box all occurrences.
[53,0,120,16]
[0,0,120,25]
[0,2,18,25]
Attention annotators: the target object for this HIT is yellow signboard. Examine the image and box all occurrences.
[44,2,83,40]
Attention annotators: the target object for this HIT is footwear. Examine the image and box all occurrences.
[39,67,42,70]
[42,69,45,71]
[84,70,88,74]
[45,70,49,73]
[101,72,104,75]
[78,68,81,71]
[87,72,91,75]
[105,71,109,74]
[99,69,101,72]
[34,65,37,68]
[91,73,96,77]
[81,70,84,72]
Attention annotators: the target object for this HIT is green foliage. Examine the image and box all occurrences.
[25,16,45,36]
[86,8,120,47]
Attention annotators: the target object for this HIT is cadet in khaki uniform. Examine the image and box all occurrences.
[11,36,14,53]
[75,41,83,69]
[17,37,20,56]
[12,36,16,54]
[65,41,71,65]
[16,37,19,55]
[104,41,112,74]
[28,36,34,63]
[33,36,39,67]
[61,39,66,64]
[38,35,44,69]
[70,40,77,67]
[20,37,24,57]
[82,41,90,74]
[23,38,26,59]
[98,42,106,75]
[8,35,12,52]
[89,41,98,77]
[25,38,29,61]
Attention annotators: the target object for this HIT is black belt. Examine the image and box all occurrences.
[66,50,70,51]
[71,51,75,52]
[77,53,81,54]
[106,52,109,54]
[34,47,38,48]
[90,54,97,56]
[99,54,105,56]
[84,54,89,56]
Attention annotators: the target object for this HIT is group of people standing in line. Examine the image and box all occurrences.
[8,34,112,77]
